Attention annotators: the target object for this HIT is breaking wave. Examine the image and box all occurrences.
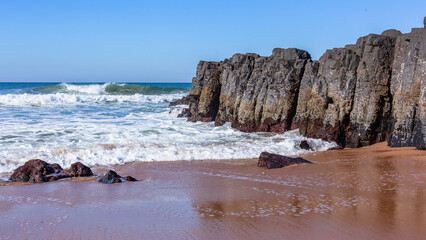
[26,83,189,95]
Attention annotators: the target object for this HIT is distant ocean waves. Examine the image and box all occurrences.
[0,83,189,106]
[0,92,187,106]
[26,83,189,95]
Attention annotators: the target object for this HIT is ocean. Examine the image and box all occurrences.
[0,82,336,174]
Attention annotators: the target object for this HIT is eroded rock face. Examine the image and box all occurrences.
[292,47,360,145]
[220,49,310,132]
[188,61,222,122]
[381,29,402,38]
[169,95,196,107]
[347,34,397,147]
[185,18,426,150]
[293,34,398,147]
[257,152,313,169]
[188,48,310,132]
[388,27,426,149]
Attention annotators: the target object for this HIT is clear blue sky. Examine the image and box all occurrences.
[0,0,424,82]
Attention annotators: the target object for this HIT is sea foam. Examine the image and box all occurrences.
[0,92,186,106]
[0,83,337,174]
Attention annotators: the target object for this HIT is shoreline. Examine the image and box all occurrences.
[0,142,425,239]
[1,141,424,185]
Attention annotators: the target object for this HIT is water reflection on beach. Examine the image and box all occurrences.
[189,144,425,239]
[0,143,425,239]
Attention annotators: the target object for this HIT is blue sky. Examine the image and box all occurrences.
[0,1,424,82]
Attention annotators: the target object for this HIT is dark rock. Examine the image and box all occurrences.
[299,140,311,150]
[177,108,190,118]
[290,33,397,148]
[112,178,122,183]
[188,48,310,132]
[10,159,62,183]
[188,61,222,122]
[169,95,196,106]
[183,18,425,150]
[124,176,138,181]
[49,163,63,174]
[63,162,93,177]
[328,146,344,150]
[292,47,360,146]
[45,174,63,181]
[381,29,402,38]
[219,48,310,132]
[388,27,426,149]
[257,152,313,169]
[347,34,397,147]
[98,170,122,184]
[9,160,95,183]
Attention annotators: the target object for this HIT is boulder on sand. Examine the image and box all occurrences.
[10,159,63,183]
[63,162,93,177]
[98,170,122,184]
[257,152,313,169]
[98,170,138,184]
[124,176,138,182]
[10,159,94,183]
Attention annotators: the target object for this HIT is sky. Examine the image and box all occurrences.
[0,0,424,83]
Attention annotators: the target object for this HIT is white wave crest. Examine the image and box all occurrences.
[0,92,186,106]
[62,83,110,94]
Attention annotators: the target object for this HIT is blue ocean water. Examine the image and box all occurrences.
[0,82,335,174]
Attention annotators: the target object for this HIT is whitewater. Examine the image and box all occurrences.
[0,82,336,174]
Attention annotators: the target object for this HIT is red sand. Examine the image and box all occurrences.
[0,142,425,239]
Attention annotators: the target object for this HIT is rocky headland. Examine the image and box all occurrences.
[176,18,426,149]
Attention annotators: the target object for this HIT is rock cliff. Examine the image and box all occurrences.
[293,33,398,147]
[182,18,425,149]
[388,26,426,149]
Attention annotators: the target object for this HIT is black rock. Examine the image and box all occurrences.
[63,162,93,177]
[299,140,311,150]
[169,95,196,106]
[10,159,62,183]
[257,152,313,169]
[124,176,138,182]
[98,170,122,184]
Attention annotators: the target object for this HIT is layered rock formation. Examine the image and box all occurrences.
[182,18,425,149]
[188,49,310,132]
[388,26,426,149]
[187,61,222,122]
[293,33,398,147]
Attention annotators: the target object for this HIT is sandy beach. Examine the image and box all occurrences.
[0,2,424,240]
[0,142,424,239]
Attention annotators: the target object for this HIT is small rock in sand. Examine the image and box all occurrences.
[257,152,313,169]
[98,170,138,184]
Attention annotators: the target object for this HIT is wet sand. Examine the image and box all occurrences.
[0,142,425,239]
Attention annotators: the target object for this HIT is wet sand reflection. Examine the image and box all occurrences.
[0,143,424,239]
[190,143,425,239]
